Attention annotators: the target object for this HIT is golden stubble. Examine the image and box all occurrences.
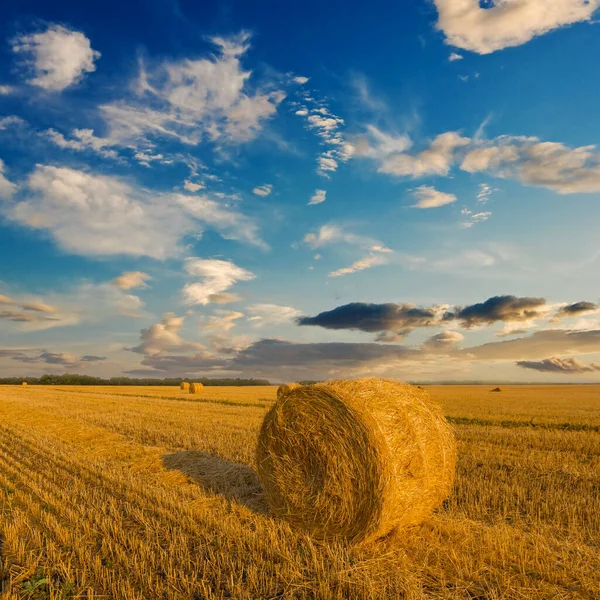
[0,384,599,599]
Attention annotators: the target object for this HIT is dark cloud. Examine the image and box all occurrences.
[297,302,441,334]
[464,328,600,360]
[0,309,59,323]
[1,350,103,368]
[555,301,598,318]
[445,295,547,327]
[516,357,600,374]
[132,338,422,379]
[422,331,464,350]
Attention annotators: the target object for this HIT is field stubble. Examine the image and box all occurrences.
[0,384,599,599]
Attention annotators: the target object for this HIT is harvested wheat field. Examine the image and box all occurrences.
[1,384,599,599]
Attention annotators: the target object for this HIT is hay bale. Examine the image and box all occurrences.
[180,381,190,391]
[276,382,301,399]
[21,381,28,386]
[490,387,503,392]
[256,377,456,543]
[189,382,203,394]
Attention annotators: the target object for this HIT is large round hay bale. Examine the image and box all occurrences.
[256,377,456,543]
[189,382,203,394]
[276,382,301,399]
[22,381,28,386]
[180,381,190,391]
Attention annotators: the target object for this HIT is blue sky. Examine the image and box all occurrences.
[2,0,600,381]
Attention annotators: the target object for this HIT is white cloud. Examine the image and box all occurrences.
[46,128,118,159]
[253,184,272,197]
[247,304,302,327]
[183,258,255,306]
[353,125,412,160]
[132,313,205,356]
[183,180,204,192]
[293,76,309,84]
[3,165,192,259]
[461,137,600,193]
[0,85,14,95]
[100,33,283,149]
[0,159,17,200]
[329,253,390,278]
[477,182,496,203]
[201,310,244,333]
[295,96,354,176]
[410,185,457,208]
[433,0,599,55]
[112,271,151,290]
[12,24,100,91]
[1,165,266,258]
[308,189,326,205]
[303,224,376,249]
[0,280,146,332]
[206,292,242,305]
[448,52,463,61]
[176,194,267,249]
[461,210,492,228]
[0,116,26,130]
[359,126,600,195]
[378,131,470,178]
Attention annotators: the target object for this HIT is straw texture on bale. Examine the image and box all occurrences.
[189,382,203,394]
[256,377,456,543]
[276,382,301,399]
[180,382,190,391]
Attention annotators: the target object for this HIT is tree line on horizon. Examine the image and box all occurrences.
[0,374,272,386]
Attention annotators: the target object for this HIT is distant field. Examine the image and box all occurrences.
[1,384,599,599]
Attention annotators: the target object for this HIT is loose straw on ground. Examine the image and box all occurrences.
[256,377,456,544]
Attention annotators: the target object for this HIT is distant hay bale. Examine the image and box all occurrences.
[276,382,301,399]
[491,387,503,392]
[21,381,28,386]
[180,382,190,391]
[189,382,203,394]
[256,377,456,544]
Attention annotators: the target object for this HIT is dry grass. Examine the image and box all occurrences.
[257,379,456,542]
[277,382,301,399]
[1,384,599,599]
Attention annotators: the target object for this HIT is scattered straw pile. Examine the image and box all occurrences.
[180,382,190,391]
[256,377,456,543]
[276,382,301,399]
[189,382,203,394]
[491,387,503,392]
[22,381,28,386]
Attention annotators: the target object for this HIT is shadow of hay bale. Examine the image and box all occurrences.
[162,451,268,514]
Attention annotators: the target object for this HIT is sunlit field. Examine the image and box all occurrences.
[1,384,599,599]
